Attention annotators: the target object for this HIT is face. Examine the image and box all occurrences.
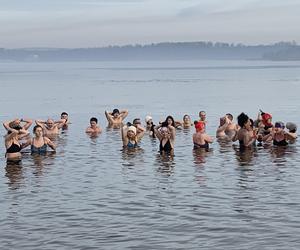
[127,130,135,139]
[46,119,54,128]
[167,118,173,125]
[34,127,43,137]
[183,115,190,123]
[161,128,170,138]
[274,126,283,133]
[199,112,206,121]
[61,114,68,120]
[90,121,97,128]
[146,119,152,125]
[133,120,141,127]
[113,112,120,118]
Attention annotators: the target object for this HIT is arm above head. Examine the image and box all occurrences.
[119,110,128,120]
[105,111,114,123]
[168,125,176,140]
[154,125,162,141]
[22,118,33,130]
[121,125,129,146]
[35,120,45,127]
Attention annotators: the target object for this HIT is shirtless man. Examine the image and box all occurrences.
[60,112,69,130]
[86,117,102,135]
[35,118,65,137]
[216,114,238,140]
[105,108,128,128]
[132,118,146,138]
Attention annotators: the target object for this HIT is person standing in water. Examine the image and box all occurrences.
[105,108,128,128]
[35,118,66,137]
[86,117,102,135]
[22,125,56,154]
[234,113,256,148]
[193,121,213,150]
[121,124,144,148]
[154,123,176,155]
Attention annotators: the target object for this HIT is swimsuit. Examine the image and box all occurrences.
[6,142,21,154]
[31,138,47,154]
[273,139,288,146]
[159,139,173,153]
[194,141,209,150]
[127,140,137,148]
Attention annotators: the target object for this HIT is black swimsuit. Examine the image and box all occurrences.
[194,141,209,150]
[273,139,288,146]
[6,142,21,154]
[160,139,173,153]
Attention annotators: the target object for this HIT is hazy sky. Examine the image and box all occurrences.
[1,0,300,48]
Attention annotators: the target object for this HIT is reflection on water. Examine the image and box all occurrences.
[5,161,23,190]
[1,61,300,249]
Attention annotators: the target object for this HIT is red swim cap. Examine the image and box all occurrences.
[262,113,272,125]
[195,121,205,131]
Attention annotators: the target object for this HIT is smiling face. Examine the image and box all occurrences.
[127,130,136,139]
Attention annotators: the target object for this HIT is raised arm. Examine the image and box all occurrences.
[120,110,128,120]
[121,125,129,146]
[136,125,145,141]
[22,118,33,130]
[35,119,45,127]
[168,125,176,141]
[154,125,163,141]
[105,111,114,123]
[55,119,67,129]
[44,137,56,151]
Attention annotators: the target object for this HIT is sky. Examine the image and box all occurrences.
[1,0,300,48]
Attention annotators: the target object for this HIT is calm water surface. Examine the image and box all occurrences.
[0,61,300,249]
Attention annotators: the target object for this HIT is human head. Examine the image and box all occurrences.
[90,117,98,127]
[33,125,43,137]
[127,126,137,139]
[61,112,68,120]
[160,126,170,138]
[133,118,141,127]
[274,121,285,132]
[237,112,250,128]
[286,122,297,133]
[199,111,206,121]
[195,121,205,132]
[164,116,175,127]
[46,119,55,129]
[9,119,22,130]
[145,115,152,124]
[226,113,233,121]
[183,114,191,123]
[112,109,120,118]
[261,112,272,126]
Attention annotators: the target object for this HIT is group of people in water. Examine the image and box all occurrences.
[3,109,298,163]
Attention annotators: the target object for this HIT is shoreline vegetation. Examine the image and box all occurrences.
[0,41,299,62]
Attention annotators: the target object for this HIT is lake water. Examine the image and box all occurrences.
[0,60,300,249]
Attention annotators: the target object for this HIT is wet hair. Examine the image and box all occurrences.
[90,117,98,123]
[112,109,120,115]
[33,125,43,133]
[162,115,175,127]
[199,111,206,115]
[12,125,22,130]
[226,113,233,121]
[237,112,249,128]
[61,112,68,116]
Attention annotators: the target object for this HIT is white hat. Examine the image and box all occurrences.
[127,126,137,135]
[145,115,152,123]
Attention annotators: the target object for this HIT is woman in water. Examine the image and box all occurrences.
[154,123,176,155]
[3,121,29,162]
[22,125,56,154]
[145,115,156,137]
[193,121,213,150]
[234,112,257,148]
[263,122,291,146]
[121,124,144,148]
